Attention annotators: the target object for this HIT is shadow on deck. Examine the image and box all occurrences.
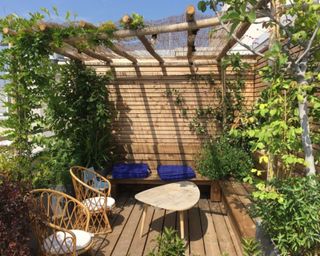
[87,194,243,256]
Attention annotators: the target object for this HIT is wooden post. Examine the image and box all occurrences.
[186,5,198,64]
[210,180,221,202]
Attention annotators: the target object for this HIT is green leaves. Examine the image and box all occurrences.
[252,176,320,255]
[148,227,186,256]
[197,1,207,12]
[197,136,253,180]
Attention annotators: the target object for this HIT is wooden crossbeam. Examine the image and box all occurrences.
[109,44,137,63]
[51,46,84,61]
[137,35,164,63]
[186,5,198,64]
[112,17,221,39]
[77,48,112,63]
[216,0,268,61]
[65,39,113,63]
[120,15,163,63]
[2,28,83,61]
[86,59,218,67]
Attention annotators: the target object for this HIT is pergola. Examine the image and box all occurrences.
[2,2,267,67]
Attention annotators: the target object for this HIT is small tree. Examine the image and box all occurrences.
[199,0,320,177]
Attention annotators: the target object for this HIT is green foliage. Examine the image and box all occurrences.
[120,13,145,30]
[45,61,113,173]
[164,88,188,118]
[197,136,253,180]
[0,15,55,182]
[147,227,186,256]
[242,238,263,256]
[189,106,215,135]
[251,176,320,256]
[0,12,114,187]
[220,53,249,132]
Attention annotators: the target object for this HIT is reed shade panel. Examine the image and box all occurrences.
[70,166,114,235]
[93,60,256,170]
[30,189,93,256]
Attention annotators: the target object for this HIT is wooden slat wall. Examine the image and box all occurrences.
[92,61,256,170]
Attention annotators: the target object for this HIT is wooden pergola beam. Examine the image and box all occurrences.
[137,35,164,63]
[120,15,163,63]
[216,0,268,61]
[51,46,84,61]
[109,44,137,63]
[186,5,198,64]
[86,59,218,67]
[65,38,113,63]
[2,28,83,61]
[112,17,221,39]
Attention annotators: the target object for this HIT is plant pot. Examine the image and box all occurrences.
[255,219,280,256]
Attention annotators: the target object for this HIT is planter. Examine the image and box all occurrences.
[255,219,280,256]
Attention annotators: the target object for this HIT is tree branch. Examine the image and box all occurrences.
[212,8,268,59]
[296,23,320,64]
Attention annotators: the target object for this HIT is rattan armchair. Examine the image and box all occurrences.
[70,166,115,235]
[30,189,93,256]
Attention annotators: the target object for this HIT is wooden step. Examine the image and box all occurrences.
[220,180,256,240]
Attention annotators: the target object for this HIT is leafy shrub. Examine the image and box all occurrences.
[148,227,185,256]
[242,238,262,256]
[0,174,32,255]
[45,61,113,174]
[197,136,253,180]
[252,175,320,256]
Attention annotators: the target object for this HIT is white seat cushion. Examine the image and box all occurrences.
[82,196,115,212]
[43,229,93,254]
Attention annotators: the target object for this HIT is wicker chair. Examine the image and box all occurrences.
[30,189,93,256]
[70,166,115,234]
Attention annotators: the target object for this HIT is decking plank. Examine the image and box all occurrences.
[163,210,176,230]
[111,201,144,256]
[143,208,165,255]
[100,198,136,255]
[221,181,256,238]
[210,201,238,256]
[188,204,206,256]
[220,202,243,256]
[128,206,155,256]
[198,199,221,256]
[93,196,243,256]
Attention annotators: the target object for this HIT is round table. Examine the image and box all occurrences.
[135,181,200,239]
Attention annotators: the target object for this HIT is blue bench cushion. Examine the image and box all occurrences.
[157,165,196,181]
[112,163,150,179]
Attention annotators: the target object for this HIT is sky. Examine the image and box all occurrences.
[0,0,213,24]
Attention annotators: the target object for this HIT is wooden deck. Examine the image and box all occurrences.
[89,195,243,256]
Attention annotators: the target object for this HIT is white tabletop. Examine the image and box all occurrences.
[135,181,200,211]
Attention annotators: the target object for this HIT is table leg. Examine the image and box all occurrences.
[140,204,148,237]
[179,211,185,239]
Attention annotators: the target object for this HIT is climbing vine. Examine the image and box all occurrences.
[0,10,115,186]
[163,59,248,137]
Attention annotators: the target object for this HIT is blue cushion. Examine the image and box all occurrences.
[157,165,196,181]
[112,163,150,179]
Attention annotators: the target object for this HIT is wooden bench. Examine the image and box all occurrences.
[106,171,221,202]
[219,180,256,240]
